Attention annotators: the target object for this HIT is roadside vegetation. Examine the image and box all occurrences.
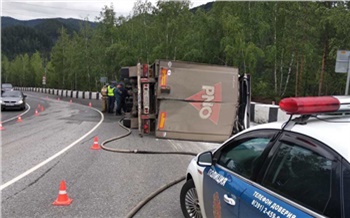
[2,0,350,102]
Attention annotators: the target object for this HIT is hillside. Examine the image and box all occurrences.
[1,16,97,59]
[1,16,97,29]
[0,1,213,60]
[190,1,214,13]
[1,25,53,58]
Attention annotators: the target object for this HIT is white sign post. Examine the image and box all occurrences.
[335,50,350,95]
[42,76,46,85]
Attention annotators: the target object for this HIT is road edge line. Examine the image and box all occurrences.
[0,106,104,191]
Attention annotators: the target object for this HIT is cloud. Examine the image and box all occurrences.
[1,0,138,21]
[1,0,211,21]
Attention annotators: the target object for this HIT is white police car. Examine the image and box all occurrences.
[180,96,350,218]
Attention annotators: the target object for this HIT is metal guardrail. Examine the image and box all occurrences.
[15,87,102,100]
[250,102,289,124]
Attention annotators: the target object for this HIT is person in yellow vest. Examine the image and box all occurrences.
[107,81,116,113]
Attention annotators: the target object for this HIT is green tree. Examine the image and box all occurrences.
[30,51,45,87]
[7,1,348,100]
[321,1,350,95]
[1,55,11,83]
[45,61,55,88]
[150,0,192,61]
[8,53,33,87]
[94,4,120,81]
[50,27,71,88]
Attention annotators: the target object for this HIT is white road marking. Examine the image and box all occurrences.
[0,106,104,191]
[167,139,181,151]
[1,103,31,123]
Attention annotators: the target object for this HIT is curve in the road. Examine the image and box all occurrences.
[0,105,104,191]
[1,103,31,123]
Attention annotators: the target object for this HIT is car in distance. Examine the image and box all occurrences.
[1,83,14,93]
[0,90,27,111]
[180,96,350,218]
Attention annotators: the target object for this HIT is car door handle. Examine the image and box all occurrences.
[223,194,236,206]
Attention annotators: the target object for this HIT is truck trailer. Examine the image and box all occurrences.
[121,60,250,143]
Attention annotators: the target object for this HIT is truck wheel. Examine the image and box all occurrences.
[180,179,202,218]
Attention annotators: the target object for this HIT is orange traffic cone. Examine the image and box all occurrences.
[17,116,22,122]
[57,97,60,101]
[69,99,72,104]
[88,102,92,107]
[91,136,101,150]
[37,104,41,109]
[53,180,73,206]
[34,110,39,116]
[0,123,5,130]
[40,105,45,112]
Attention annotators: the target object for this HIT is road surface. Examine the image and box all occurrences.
[1,91,219,217]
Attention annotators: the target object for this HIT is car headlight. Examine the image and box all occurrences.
[18,100,23,104]
[0,100,3,104]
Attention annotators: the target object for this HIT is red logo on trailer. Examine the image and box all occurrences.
[186,83,222,125]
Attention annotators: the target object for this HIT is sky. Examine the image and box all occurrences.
[1,0,212,21]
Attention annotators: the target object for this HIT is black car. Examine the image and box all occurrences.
[0,90,26,111]
[1,83,14,93]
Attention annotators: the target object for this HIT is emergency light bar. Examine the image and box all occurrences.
[279,96,350,115]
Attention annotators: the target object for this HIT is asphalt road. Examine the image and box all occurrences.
[1,91,219,218]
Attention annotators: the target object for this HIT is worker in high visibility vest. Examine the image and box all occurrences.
[107,81,116,113]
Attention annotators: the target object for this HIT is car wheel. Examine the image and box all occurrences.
[180,179,202,218]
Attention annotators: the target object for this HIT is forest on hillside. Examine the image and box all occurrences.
[2,0,350,102]
[1,17,97,59]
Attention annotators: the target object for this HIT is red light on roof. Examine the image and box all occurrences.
[279,96,340,115]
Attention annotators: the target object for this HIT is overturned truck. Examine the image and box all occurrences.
[121,60,250,143]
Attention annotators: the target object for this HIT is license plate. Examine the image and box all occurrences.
[6,103,14,106]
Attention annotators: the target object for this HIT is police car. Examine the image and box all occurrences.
[180,96,350,218]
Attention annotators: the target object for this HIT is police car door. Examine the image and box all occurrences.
[202,130,278,218]
[237,132,341,218]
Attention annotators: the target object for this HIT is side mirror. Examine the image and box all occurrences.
[197,151,213,167]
